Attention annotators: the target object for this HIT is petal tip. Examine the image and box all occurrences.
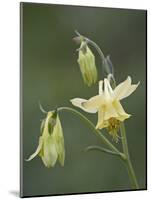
[137,81,140,86]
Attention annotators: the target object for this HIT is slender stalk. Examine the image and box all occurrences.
[85,38,105,61]
[85,145,124,158]
[75,30,105,63]
[120,122,139,189]
[111,78,139,189]
[58,106,125,160]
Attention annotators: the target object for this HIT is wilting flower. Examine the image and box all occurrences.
[26,111,65,168]
[77,41,98,86]
[71,76,139,142]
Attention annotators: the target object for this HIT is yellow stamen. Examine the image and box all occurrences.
[107,118,120,142]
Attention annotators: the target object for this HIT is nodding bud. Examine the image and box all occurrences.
[77,41,98,87]
[26,111,65,168]
[102,55,114,76]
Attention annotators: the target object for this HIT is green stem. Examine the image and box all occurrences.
[111,79,138,189]
[75,30,105,63]
[85,145,124,158]
[58,106,125,160]
[85,38,105,61]
[120,122,139,189]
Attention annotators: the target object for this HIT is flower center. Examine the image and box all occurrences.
[107,117,120,142]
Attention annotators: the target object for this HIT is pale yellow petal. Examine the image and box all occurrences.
[96,108,102,129]
[70,98,97,113]
[43,135,58,168]
[106,78,114,96]
[26,137,43,161]
[114,76,131,100]
[119,83,140,100]
[99,80,103,95]
[114,76,139,100]
[113,101,131,121]
[104,103,119,120]
[104,78,113,101]
[82,95,102,112]
[53,117,65,166]
[41,156,49,167]
[95,108,108,129]
[96,104,111,129]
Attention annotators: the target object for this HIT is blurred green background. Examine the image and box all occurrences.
[21,2,146,197]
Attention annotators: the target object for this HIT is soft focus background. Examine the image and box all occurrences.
[21,2,146,197]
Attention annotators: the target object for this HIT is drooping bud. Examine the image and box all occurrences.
[26,110,65,168]
[77,41,98,86]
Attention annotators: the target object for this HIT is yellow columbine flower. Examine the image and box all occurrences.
[26,111,65,168]
[71,76,139,142]
[77,41,98,86]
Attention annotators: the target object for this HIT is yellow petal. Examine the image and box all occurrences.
[114,76,139,100]
[53,116,65,166]
[26,137,43,161]
[104,103,119,120]
[106,78,114,95]
[43,135,58,168]
[82,95,102,111]
[96,108,108,129]
[70,98,97,113]
[113,101,131,121]
[104,78,114,101]
[96,109,102,129]
[120,83,140,100]
[114,76,131,99]
[99,80,103,95]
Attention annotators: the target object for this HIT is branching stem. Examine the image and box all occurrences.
[58,107,125,160]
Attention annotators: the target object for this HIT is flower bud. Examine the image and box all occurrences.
[77,41,98,87]
[26,111,65,168]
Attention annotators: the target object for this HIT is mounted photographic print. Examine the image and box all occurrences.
[20,2,147,198]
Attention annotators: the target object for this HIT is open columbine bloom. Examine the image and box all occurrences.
[71,76,139,141]
[26,111,65,168]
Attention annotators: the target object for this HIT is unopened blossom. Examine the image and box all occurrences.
[26,111,65,168]
[77,41,98,86]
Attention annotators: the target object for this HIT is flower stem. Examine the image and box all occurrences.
[120,122,139,189]
[111,79,139,189]
[75,31,105,64]
[58,107,125,160]
[85,38,105,61]
[85,145,124,157]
